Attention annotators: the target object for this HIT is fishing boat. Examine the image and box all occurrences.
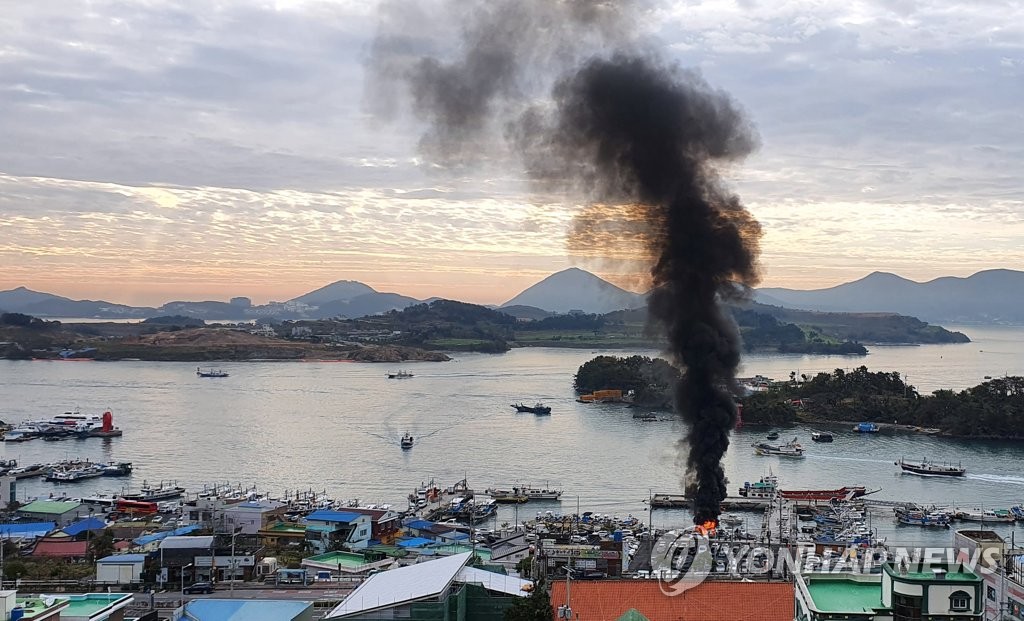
[766,431,780,440]
[854,422,879,433]
[953,508,1016,523]
[486,484,562,502]
[632,412,658,421]
[196,367,229,378]
[894,507,951,528]
[386,370,414,379]
[122,481,186,502]
[752,438,804,458]
[737,473,779,498]
[3,429,36,442]
[811,432,834,443]
[400,433,414,449]
[895,457,966,477]
[512,403,552,415]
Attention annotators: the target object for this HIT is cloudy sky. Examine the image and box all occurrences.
[2,0,1023,306]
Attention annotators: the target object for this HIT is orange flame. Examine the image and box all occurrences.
[695,520,718,537]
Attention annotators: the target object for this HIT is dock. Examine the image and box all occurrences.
[649,494,770,511]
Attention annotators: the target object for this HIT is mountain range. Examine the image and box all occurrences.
[2,267,1022,324]
[756,269,1024,324]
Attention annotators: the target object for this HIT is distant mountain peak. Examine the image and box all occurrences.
[289,280,377,306]
[502,268,645,314]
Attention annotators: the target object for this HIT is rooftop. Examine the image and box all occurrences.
[184,599,313,621]
[19,500,82,515]
[265,522,306,533]
[805,578,882,613]
[306,510,362,523]
[63,517,108,537]
[0,521,55,537]
[160,534,214,550]
[11,594,69,619]
[44,593,133,619]
[305,551,369,568]
[97,553,148,564]
[885,561,981,582]
[550,580,795,621]
[32,538,88,558]
[327,552,472,618]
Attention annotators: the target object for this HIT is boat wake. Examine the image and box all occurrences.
[806,455,894,465]
[966,473,1024,486]
[365,426,452,446]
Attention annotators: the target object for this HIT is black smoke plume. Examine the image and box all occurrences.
[367,0,761,524]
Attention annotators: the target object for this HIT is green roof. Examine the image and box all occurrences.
[305,551,369,568]
[267,523,306,533]
[806,580,881,613]
[435,544,492,561]
[885,562,981,583]
[19,500,82,515]
[616,609,651,621]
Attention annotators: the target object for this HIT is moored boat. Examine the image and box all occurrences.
[896,458,966,477]
[196,367,229,378]
[122,481,186,501]
[894,507,951,528]
[811,432,834,443]
[953,508,1015,523]
[854,422,879,433]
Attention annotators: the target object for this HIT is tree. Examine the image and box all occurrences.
[87,530,115,563]
[504,574,551,621]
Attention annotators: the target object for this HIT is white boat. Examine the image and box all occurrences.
[752,438,804,458]
[953,508,1015,523]
[24,409,105,431]
[387,370,414,379]
[896,458,966,477]
[401,433,414,449]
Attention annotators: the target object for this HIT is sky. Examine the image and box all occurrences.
[2,0,1023,306]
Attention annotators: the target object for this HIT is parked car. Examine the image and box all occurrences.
[183,582,214,594]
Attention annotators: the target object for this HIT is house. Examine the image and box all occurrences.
[795,561,983,621]
[159,535,215,584]
[95,554,148,585]
[344,507,403,544]
[304,510,372,553]
[193,533,263,582]
[222,500,289,535]
[300,551,394,578]
[326,552,530,619]
[181,599,314,621]
[258,521,307,548]
[0,521,55,542]
[31,534,89,559]
[552,580,795,621]
[0,590,68,621]
[489,533,532,571]
[17,500,88,527]
[0,475,15,509]
[955,529,1023,619]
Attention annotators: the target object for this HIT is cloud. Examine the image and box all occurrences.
[1,0,1023,302]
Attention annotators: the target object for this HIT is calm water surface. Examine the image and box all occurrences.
[1,324,1022,547]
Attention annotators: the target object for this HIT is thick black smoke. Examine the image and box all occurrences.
[367,1,761,524]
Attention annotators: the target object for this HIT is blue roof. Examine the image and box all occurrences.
[98,553,148,564]
[185,599,313,621]
[133,524,201,546]
[407,519,434,530]
[0,522,55,538]
[397,537,435,548]
[63,517,108,536]
[306,510,360,524]
[445,532,470,541]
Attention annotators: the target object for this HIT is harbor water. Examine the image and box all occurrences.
[1,324,1023,549]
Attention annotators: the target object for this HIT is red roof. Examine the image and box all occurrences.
[550,580,794,621]
[114,540,132,550]
[32,538,89,558]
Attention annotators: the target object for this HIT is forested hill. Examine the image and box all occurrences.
[741,367,1024,439]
